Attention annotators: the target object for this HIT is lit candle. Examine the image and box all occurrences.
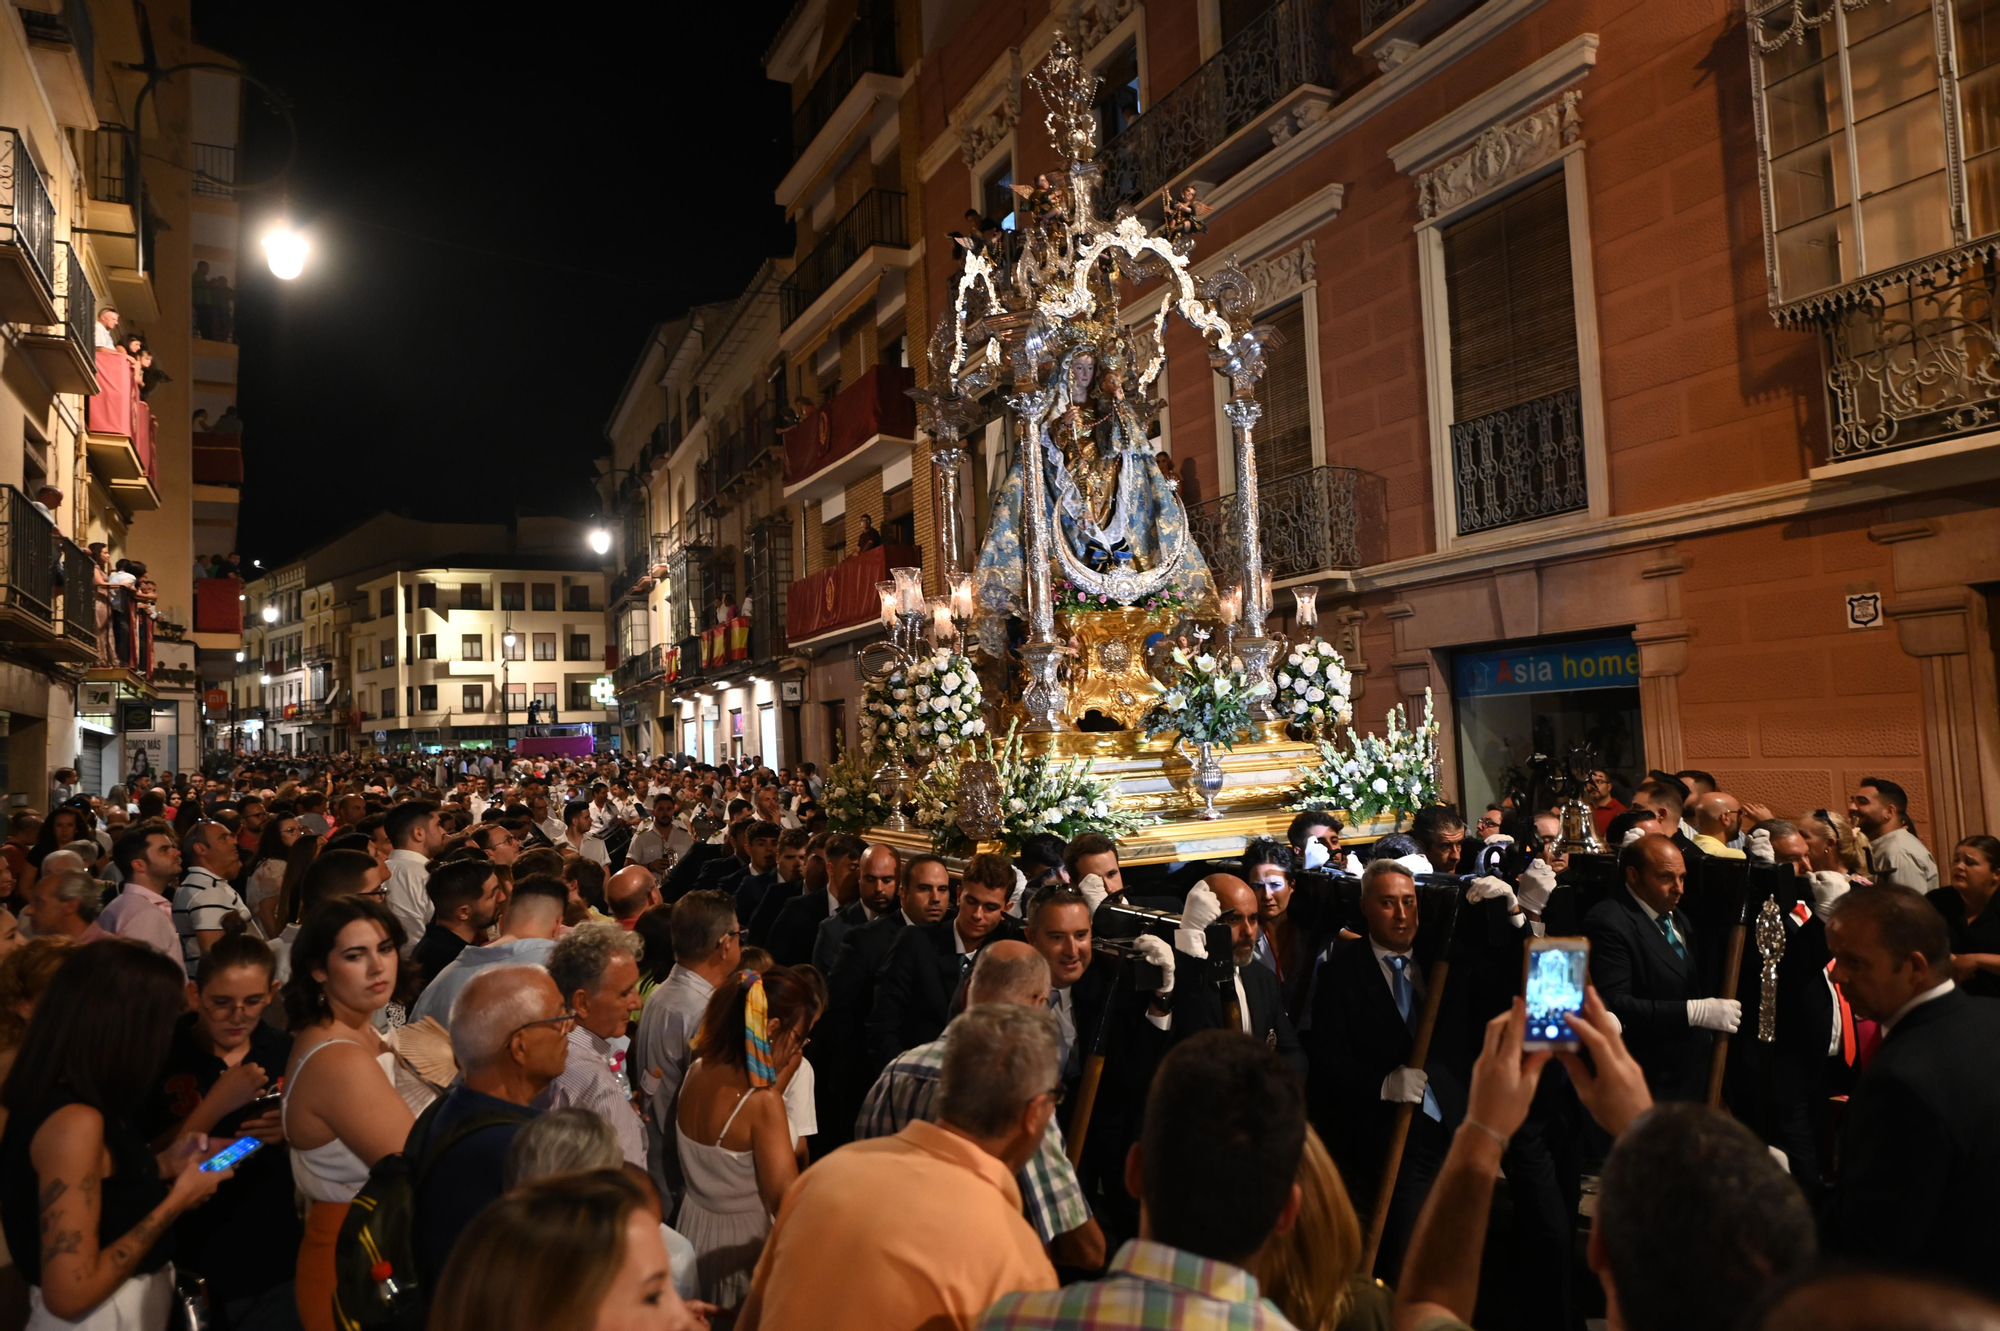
[950,573,975,621]
[1293,585,1319,629]
[1221,586,1242,625]
[1259,572,1272,618]
[932,601,956,644]
[893,567,925,617]
[876,581,897,629]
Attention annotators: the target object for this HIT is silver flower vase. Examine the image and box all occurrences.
[1192,741,1226,820]
[873,757,911,832]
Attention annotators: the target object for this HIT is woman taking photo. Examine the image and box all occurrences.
[280,896,418,1331]
[243,813,306,938]
[0,941,234,1328]
[432,1170,704,1331]
[675,965,819,1308]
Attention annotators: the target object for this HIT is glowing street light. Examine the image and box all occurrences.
[262,604,279,623]
[587,528,612,555]
[263,226,309,280]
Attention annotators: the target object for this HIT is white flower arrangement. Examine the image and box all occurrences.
[820,746,892,834]
[915,719,1152,855]
[1141,644,1263,750]
[860,649,985,765]
[1275,638,1354,734]
[1296,688,1441,825]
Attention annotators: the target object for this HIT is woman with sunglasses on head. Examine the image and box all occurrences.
[674,965,821,1309]
[279,896,418,1331]
[243,813,306,940]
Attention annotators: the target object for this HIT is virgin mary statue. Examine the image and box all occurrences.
[973,339,1216,616]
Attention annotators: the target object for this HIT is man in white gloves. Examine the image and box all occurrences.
[1306,858,1468,1276]
[1584,832,1740,1102]
[1127,876,1304,1076]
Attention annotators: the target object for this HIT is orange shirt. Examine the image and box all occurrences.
[746,1119,1055,1330]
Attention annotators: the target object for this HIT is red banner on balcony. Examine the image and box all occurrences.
[785,543,921,643]
[194,578,243,634]
[193,433,244,483]
[88,348,137,436]
[781,363,917,485]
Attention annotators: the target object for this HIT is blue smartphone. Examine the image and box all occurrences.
[199,1137,264,1173]
[1523,938,1590,1050]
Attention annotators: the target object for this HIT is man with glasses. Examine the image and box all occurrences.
[414,965,572,1292]
[144,934,299,1328]
[636,889,744,1210]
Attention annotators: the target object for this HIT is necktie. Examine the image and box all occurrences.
[1659,915,1687,961]
[1387,955,1442,1122]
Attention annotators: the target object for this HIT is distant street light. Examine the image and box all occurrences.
[588,528,612,555]
[262,604,279,623]
[263,226,309,280]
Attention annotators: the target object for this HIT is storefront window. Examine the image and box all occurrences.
[1452,633,1645,815]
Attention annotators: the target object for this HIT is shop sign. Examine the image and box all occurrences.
[1454,635,1639,698]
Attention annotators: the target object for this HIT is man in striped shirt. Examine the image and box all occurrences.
[858,940,1105,1270]
[978,1032,1305,1331]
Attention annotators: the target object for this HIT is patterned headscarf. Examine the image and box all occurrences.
[740,969,776,1087]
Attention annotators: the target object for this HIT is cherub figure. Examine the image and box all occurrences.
[1160,185,1213,243]
[1012,173,1067,228]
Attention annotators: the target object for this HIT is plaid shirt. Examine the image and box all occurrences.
[857,1037,1089,1244]
[976,1239,1299,1330]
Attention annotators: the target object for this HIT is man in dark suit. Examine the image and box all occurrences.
[743,828,809,947]
[813,842,899,973]
[1171,875,1306,1079]
[729,821,783,927]
[1823,884,2000,1297]
[1584,833,1740,1103]
[1306,860,1456,1276]
[869,852,1024,1069]
[693,819,752,896]
[761,832,862,965]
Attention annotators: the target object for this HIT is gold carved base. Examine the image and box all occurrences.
[1057,606,1171,731]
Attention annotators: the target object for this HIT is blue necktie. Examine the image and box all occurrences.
[1659,914,1687,961]
[1387,955,1442,1122]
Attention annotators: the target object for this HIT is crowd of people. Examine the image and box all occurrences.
[0,749,1994,1331]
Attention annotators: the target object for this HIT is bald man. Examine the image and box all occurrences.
[1169,874,1305,1076]
[604,862,661,928]
[1688,791,1746,860]
[1585,833,1739,1103]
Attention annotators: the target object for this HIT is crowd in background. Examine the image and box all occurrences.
[0,747,1993,1331]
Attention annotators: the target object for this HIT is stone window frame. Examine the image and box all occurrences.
[1390,35,1610,555]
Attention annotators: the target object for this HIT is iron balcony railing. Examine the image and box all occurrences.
[1098,0,1332,210]
[1815,257,2000,462]
[779,190,908,327]
[1,127,56,297]
[19,0,93,96]
[193,143,236,198]
[51,241,93,364]
[1450,385,1589,536]
[55,538,97,652]
[0,486,58,625]
[1186,466,1385,583]
[791,11,900,158]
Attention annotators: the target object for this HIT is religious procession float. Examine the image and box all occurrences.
[831,39,1439,864]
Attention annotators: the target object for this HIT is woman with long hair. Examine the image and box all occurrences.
[674,965,820,1308]
[431,1170,703,1331]
[0,941,233,1327]
[244,813,305,938]
[1249,1125,1388,1331]
[274,833,321,935]
[23,808,88,879]
[279,897,417,1331]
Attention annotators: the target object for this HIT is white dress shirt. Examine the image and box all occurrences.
[383,848,434,954]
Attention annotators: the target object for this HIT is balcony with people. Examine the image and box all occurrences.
[780,361,917,501]
[85,340,162,511]
[784,541,921,646]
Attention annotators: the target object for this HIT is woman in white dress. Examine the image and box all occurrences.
[279,895,419,1331]
[243,813,304,938]
[674,966,821,1309]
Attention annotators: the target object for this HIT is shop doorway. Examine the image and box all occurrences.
[1452,634,1644,815]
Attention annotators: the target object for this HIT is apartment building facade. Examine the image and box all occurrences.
[0,0,246,798]
[899,0,2000,848]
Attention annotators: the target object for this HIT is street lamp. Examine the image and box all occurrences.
[261,604,279,624]
[263,225,309,280]
[587,528,612,556]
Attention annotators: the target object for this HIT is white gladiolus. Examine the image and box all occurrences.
[1195,653,1216,672]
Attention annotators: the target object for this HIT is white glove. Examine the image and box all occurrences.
[1132,933,1175,997]
[1687,998,1742,1033]
[1483,833,1515,846]
[1517,860,1557,915]
[1767,1145,1791,1174]
[1303,839,1331,870]
[1343,852,1366,875]
[1077,872,1109,915]
[1809,870,1850,921]
[1178,882,1222,954]
[1745,827,1775,865]
[1620,824,1650,849]
[1395,852,1434,875]
[1466,876,1518,912]
[1381,1066,1430,1104]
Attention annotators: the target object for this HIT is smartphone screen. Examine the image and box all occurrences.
[1523,940,1589,1049]
[199,1136,264,1173]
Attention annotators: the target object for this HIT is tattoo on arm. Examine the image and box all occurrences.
[45,1230,83,1260]
[106,1209,172,1275]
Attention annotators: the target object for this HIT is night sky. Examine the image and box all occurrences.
[190,1,799,567]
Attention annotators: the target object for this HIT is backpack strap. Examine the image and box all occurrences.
[409,1105,531,1188]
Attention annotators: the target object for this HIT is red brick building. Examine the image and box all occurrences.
[903,0,2000,848]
